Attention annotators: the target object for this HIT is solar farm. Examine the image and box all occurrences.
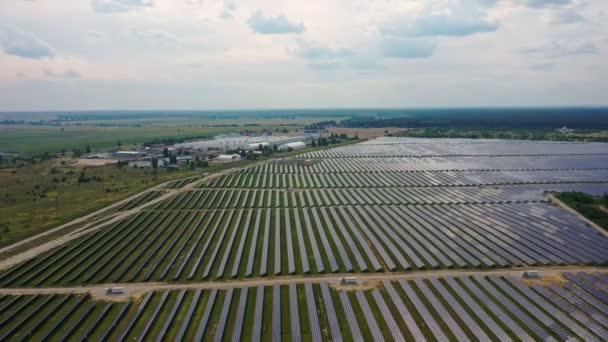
[1,137,608,341]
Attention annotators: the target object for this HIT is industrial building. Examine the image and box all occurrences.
[278,141,307,151]
[175,135,308,152]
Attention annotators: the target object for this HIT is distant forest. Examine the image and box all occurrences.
[340,108,608,129]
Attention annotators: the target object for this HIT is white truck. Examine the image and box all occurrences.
[521,270,541,279]
[340,277,359,285]
[105,287,125,295]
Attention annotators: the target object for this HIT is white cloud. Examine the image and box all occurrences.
[382,38,435,59]
[43,68,82,79]
[518,41,599,58]
[248,10,305,34]
[0,26,55,59]
[91,0,154,13]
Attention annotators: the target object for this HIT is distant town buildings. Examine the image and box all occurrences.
[77,133,311,168]
[557,126,575,134]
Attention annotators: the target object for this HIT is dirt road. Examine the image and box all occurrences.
[0,266,604,298]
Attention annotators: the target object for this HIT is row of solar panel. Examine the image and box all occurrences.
[202,169,608,188]
[2,202,606,286]
[300,137,608,158]
[1,273,607,341]
[243,155,608,174]
[156,186,556,210]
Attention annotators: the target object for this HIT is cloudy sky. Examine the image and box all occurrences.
[0,0,606,111]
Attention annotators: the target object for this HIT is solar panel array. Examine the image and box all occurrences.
[1,137,608,340]
[0,273,607,340]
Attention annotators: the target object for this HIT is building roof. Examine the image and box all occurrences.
[216,154,241,160]
[282,141,306,148]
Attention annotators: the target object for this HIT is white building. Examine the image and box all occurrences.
[175,135,307,152]
[278,141,307,151]
[215,154,242,162]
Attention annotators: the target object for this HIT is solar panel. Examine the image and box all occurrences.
[231,287,249,342]
[428,278,490,341]
[272,285,281,342]
[175,289,202,341]
[245,209,263,277]
[156,289,186,341]
[473,276,552,341]
[503,277,593,341]
[305,283,322,342]
[231,210,253,277]
[371,289,405,342]
[213,288,234,342]
[252,285,264,342]
[292,208,310,273]
[320,282,342,341]
[398,280,448,342]
[355,291,384,342]
[382,281,426,342]
[289,284,301,342]
[339,291,364,342]
[194,288,218,341]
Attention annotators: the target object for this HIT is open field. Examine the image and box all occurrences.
[0,159,200,247]
[0,114,342,154]
[0,272,607,341]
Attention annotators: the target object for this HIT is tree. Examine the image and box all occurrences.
[151,158,158,169]
[85,145,91,154]
[117,139,122,147]
[311,140,316,147]
[163,148,170,158]
[169,155,177,164]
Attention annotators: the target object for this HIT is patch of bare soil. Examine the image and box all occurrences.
[75,158,118,166]
[331,279,380,292]
[519,272,566,287]
[90,285,152,302]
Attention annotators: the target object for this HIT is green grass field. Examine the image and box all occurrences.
[0,115,340,154]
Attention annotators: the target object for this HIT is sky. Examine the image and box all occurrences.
[0,0,606,111]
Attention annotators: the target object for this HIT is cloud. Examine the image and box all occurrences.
[517,41,598,58]
[550,9,583,24]
[43,68,81,79]
[87,31,105,38]
[382,14,498,37]
[412,15,498,36]
[220,0,236,20]
[291,39,351,60]
[382,38,435,59]
[91,0,154,13]
[248,10,305,34]
[0,26,55,59]
[530,62,554,70]
[522,0,571,8]
[132,29,178,44]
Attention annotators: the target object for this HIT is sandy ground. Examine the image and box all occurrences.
[519,271,566,286]
[75,158,118,166]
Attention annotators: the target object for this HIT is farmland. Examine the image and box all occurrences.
[1,136,608,340]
